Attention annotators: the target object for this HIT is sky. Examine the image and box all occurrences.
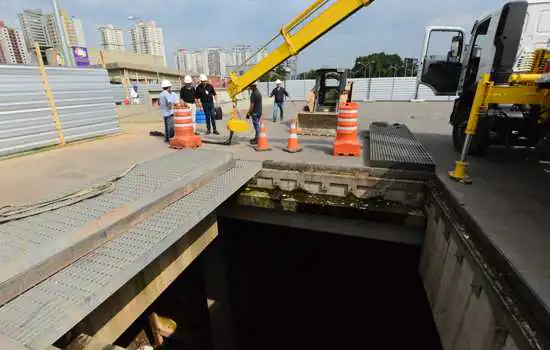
[1,0,507,71]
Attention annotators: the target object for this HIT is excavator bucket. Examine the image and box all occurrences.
[297,111,338,137]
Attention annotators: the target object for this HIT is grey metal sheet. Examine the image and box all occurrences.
[257,78,455,102]
[46,67,121,142]
[368,122,435,171]
[0,159,262,349]
[0,65,57,157]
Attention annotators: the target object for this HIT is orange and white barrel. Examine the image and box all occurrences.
[333,102,361,156]
[170,104,201,149]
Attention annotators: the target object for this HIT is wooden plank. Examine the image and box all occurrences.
[75,215,218,344]
[34,43,65,145]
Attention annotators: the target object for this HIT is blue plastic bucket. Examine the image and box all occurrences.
[196,109,206,124]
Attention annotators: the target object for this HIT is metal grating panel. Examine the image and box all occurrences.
[368,122,435,171]
[0,160,262,349]
[0,150,232,271]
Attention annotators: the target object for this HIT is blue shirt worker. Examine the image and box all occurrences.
[247,81,262,145]
[159,80,175,143]
[195,74,220,135]
[270,79,290,122]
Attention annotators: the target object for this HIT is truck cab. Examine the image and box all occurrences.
[416,0,550,154]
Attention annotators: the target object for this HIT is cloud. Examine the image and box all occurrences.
[3,0,506,70]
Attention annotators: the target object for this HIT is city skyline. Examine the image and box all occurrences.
[176,46,269,77]
[1,0,507,71]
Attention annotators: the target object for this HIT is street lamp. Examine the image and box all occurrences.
[390,65,398,100]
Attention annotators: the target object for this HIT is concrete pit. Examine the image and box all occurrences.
[59,163,540,350]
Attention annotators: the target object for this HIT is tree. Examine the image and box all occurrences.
[351,52,418,78]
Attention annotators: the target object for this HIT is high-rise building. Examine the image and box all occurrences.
[67,16,86,47]
[0,44,5,64]
[129,20,166,66]
[99,24,125,52]
[19,9,86,51]
[18,9,48,49]
[176,48,197,74]
[44,14,60,47]
[0,21,30,64]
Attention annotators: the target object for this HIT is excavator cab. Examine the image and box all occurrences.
[297,68,349,136]
[313,69,348,112]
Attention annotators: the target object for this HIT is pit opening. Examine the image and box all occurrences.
[61,167,534,350]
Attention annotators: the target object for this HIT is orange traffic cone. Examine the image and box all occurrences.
[283,118,302,153]
[254,117,271,152]
[333,102,361,156]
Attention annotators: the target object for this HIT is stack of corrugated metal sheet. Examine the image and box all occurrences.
[0,65,121,158]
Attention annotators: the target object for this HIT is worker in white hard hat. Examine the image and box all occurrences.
[159,79,175,143]
[194,74,220,135]
[246,81,263,144]
[180,75,198,134]
[270,79,290,122]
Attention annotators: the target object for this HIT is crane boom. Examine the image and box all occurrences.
[227,0,375,100]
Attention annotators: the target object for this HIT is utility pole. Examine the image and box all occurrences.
[51,0,74,67]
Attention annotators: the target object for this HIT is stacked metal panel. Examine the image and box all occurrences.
[46,67,121,142]
[0,65,57,157]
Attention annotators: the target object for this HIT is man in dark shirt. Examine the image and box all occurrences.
[194,74,220,135]
[179,75,197,134]
[270,79,290,122]
[247,81,263,145]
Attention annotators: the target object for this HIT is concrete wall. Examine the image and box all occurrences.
[421,196,522,350]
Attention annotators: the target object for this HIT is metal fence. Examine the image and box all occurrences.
[0,65,121,157]
[257,77,456,101]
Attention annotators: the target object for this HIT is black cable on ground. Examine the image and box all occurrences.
[0,164,137,224]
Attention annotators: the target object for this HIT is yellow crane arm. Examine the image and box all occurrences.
[227,0,375,100]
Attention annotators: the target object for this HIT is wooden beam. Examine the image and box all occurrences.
[34,43,65,145]
[75,215,218,344]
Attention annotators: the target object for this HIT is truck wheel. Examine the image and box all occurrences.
[452,120,489,156]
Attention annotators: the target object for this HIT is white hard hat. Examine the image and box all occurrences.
[199,74,208,82]
[184,75,192,84]
[275,79,282,84]
[161,79,172,88]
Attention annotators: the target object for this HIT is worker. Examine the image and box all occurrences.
[159,80,175,143]
[270,79,290,122]
[180,75,197,134]
[247,81,262,145]
[195,74,220,135]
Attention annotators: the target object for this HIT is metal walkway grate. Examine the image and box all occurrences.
[0,158,262,349]
[368,122,435,171]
